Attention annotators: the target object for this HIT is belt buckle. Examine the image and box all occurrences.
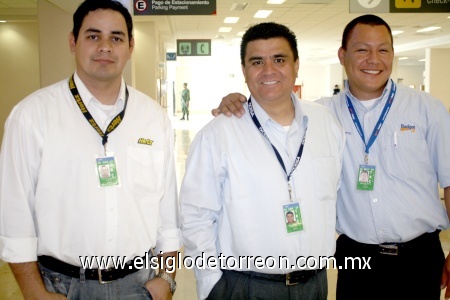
[379,244,398,255]
[98,269,113,284]
[285,272,298,286]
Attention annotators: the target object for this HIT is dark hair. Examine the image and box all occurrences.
[240,22,298,65]
[341,14,393,50]
[286,211,294,216]
[72,0,133,44]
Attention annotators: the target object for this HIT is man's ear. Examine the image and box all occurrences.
[129,36,135,56]
[338,47,345,66]
[68,32,76,54]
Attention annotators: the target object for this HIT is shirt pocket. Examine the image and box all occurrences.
[312,157,338,201]
[384,131,429,180]
[127,146,165,196]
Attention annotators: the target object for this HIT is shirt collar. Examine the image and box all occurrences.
[73,71,126,111]
[344,78,392,110]
[249,92,306,127]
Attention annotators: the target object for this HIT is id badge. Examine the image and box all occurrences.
[357,164,375,191]
[283,203,303,233]
[96,156,119,187]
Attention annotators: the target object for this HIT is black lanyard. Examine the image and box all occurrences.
[69,74,129,155]
[248,97,307,201]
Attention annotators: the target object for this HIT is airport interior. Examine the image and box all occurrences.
[1,0,450,299]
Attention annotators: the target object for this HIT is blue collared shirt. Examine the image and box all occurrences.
[318,79,450,244]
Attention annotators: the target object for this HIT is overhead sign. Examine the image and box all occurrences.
[133,0,216,16]
[350,0,450,13]
[177,40,211,56]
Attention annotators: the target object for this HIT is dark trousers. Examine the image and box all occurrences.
[207,268,327,300]
[335,231,444,300]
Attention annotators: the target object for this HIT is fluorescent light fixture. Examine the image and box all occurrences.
[224,17,239,24]
[267,0,285,4]
[416,26,441,33]
[254,10,272,18]
[219,27,232,33]
[398,57,408,60]
[419,59,426,62]
[0,21,6,23]
[232,38,242,43]
[392,30,404,36]
[237,31,245,37]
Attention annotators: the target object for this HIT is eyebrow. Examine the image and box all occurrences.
[84,28,126,36]
[248,53,288,62]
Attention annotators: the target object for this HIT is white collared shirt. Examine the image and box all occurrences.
[0,72,180,266]
[180,93,345,299]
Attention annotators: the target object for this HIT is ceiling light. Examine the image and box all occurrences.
[392,30,404,36]
[0,21,6,23]
[230,3,249,11]
[219,27,232,33]
[232,38,242,43]
[254,10,272,18]
[398,57,409,60]
[224,17,239,24]
[237,31,245,37]
[419,59,426,62]
[416,26,441,33]
[267,0,285,4]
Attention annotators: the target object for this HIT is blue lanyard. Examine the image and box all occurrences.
[248,97,307,201]
[345,80,396,164]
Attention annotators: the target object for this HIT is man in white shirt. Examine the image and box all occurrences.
[0,1,180,299]
[180,22,344,300]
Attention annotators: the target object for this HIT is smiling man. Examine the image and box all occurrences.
[180,22,344,300]
[0,1,180,299]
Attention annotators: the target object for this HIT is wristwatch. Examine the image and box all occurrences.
[157,272,177,294]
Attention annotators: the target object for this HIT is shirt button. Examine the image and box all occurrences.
[373,198,378,203]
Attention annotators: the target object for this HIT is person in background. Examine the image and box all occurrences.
[180,82,190,120]
[0,1,180,299]
[180,22,344,300]
[332,84,340,95]
[212,14,450,300]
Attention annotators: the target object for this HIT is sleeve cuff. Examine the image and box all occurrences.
[155,228,181,254]
[0,236,38,263]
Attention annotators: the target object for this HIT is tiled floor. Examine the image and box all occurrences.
[0,112,449,300]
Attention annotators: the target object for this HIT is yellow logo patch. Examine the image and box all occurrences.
[137,138,154,146]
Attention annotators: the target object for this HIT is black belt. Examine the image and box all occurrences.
[38,255,141,284]
[227,268,325,285]
[344,230,440,256]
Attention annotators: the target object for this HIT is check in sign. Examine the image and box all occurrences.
[177,40,211,56]
[350,0,450,13]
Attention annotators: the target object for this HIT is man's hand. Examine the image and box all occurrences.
[211,93,247,117]
[9,262,67,300]
[145,277,172,300]
[441,253,450,299]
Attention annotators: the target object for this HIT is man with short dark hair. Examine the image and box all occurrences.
[0,1,180,299]
[181,22,344,300]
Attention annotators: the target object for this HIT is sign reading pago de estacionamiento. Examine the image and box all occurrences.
[350,0,450,13]
[133,0,216,15]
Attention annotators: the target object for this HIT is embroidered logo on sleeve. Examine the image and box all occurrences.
[137,138,154,146]
[400,124,416,132]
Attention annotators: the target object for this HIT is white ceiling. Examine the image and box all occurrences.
[1,0,450,66]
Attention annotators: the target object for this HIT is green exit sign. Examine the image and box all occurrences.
[177,39,211,56]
